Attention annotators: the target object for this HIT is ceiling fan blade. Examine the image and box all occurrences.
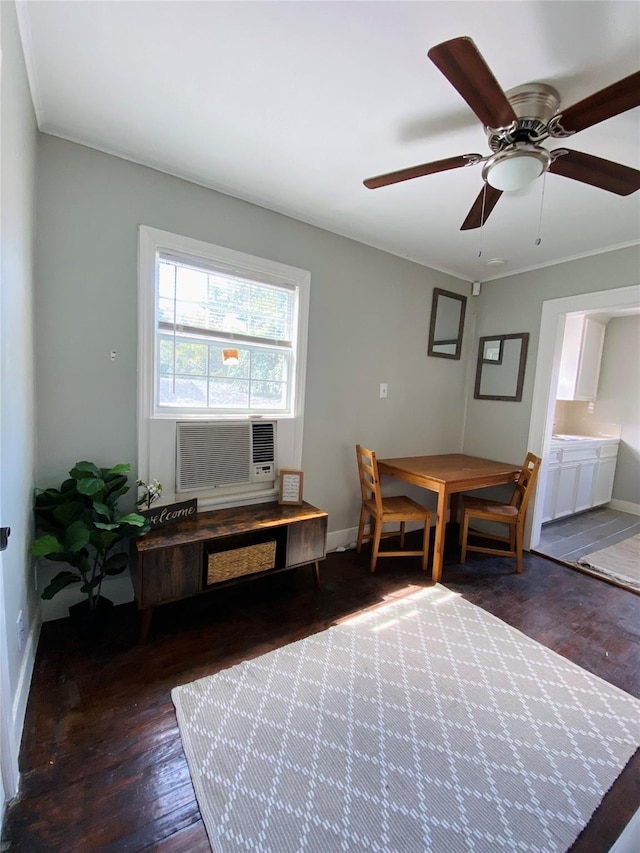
[427,36,517,129]
[557,72,640,134]
[549,150,640,195]
[460,184,503,230]
[363,154,480,189]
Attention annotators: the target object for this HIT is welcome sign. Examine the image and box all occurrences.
[141,498,198,530]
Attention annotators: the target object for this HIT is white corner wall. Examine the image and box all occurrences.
[0,0,40,804]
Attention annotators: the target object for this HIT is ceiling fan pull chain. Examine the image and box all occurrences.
[478,183,487,257]
[535,172,548,246]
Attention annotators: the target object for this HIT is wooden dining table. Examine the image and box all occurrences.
[377,453,521,582]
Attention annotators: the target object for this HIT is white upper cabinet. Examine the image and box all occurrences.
[557,316,607,402]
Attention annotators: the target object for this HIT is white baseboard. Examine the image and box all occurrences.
[4,610,41,800]
[608,499,640,517]
[326,521,431,554]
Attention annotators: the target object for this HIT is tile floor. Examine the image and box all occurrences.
[536,507,640,564]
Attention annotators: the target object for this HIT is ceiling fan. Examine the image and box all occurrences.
[363,36,640,230]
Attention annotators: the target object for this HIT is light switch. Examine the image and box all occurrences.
[380,383,388,399]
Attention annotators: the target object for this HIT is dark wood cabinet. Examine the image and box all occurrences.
[132,501,328,641]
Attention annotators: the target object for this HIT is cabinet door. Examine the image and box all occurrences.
[593,457,617,506]
[139,543,202,607]
[575,461,597,513]
[286,516,327,567]
[555,463,579,518]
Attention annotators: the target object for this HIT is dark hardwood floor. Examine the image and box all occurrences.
[3,535,639,852]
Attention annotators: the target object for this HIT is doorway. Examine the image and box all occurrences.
[526,283,640,553]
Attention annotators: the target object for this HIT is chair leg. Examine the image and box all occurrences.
[356,506,368,553]
[370,519,383,572]
[460,512,469,564]
[400,521,406,548]
[515,522,524,573]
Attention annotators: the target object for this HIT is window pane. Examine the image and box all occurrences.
[251,350,288,381]
[208,344,250,379]
[250,380,287,409]
[159,376,207,407]
[208,378,250,409]
[159,339,207,376]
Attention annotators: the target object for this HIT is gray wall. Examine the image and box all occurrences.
[1,0,39,798]
[462,249,640,467]
[34,135,471,534]
[596,316,640,505]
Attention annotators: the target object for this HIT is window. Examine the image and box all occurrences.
[156,255,296,414]
[138,226,310,508]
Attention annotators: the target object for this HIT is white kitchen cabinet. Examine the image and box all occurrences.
[557,316,607,402]
[542,438,619,522]
[592,445,618,506]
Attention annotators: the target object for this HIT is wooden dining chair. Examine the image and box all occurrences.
[355,444,432,572]
[459,452,542,573]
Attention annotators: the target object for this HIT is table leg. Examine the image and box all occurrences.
[312,561,321,589]
[432,488,448,583]
[449,493,459,526]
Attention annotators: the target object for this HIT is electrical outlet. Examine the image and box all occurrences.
[380,383,388,399]
[17,610,25,652]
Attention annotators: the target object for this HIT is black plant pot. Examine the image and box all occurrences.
[68,596,114,638]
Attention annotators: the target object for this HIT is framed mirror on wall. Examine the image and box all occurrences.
[474,333,530,401]
[427,288,467,360]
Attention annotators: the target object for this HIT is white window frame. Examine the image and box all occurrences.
[137,226,310,507]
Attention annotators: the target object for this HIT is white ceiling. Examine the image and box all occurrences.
[17,1,640,282]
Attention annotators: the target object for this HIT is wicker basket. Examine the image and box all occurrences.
[206,540,277,585]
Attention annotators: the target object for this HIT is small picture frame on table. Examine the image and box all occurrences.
[278,469,304,505]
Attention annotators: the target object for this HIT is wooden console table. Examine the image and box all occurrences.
[132,500,328,642]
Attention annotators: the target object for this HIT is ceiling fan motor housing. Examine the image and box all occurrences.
[485,83,562,150]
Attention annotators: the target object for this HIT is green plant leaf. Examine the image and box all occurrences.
[41,571,81,599]
[94,522,119,531]
[101,479,128,506]
[104,553,128,575]
[104,552,128,571]
[93,501,112,519]
[30,535,65,557]
[76,478,105,496]
[71,461,102,479]
[52,501,85,527]
[64,520,91,552]
[46,552,85,566]
[80,577,102,593]
[105,463,131,476]
[118,513,148,527]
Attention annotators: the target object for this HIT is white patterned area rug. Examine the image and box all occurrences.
[172,585,639,853]
[578,533,640,593]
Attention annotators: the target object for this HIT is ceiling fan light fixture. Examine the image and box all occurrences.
[482,147,551,192]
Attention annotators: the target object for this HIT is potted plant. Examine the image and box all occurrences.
[31,461,150,624]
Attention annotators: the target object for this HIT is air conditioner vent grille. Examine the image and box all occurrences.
[176,421,276,492]
[252,422,275,462]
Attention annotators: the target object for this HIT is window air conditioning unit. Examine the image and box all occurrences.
[176,420,276,493]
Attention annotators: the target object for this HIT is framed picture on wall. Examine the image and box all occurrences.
[278,469,304,505]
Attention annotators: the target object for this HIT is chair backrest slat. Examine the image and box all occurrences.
[355,445,384,515]
[510,452,542,518]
